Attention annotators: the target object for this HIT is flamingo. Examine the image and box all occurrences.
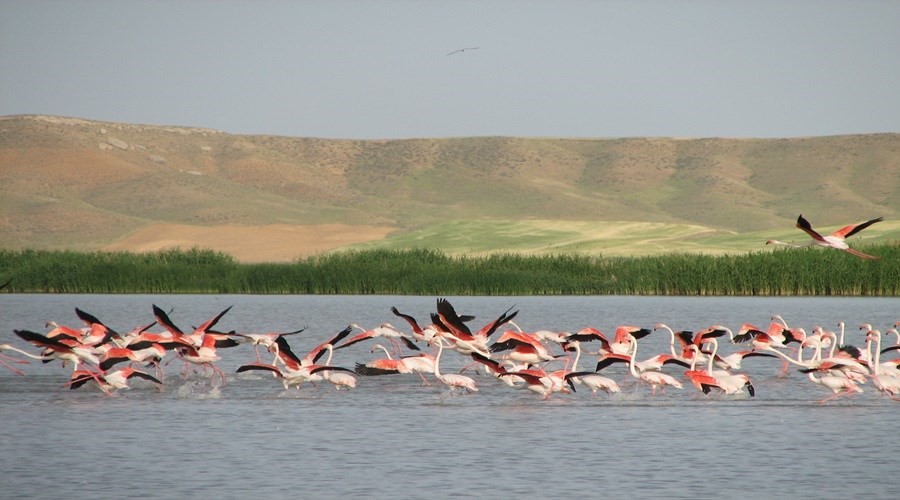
[390,306,439,343]
[319,344,357,390]
[620,334,683,394]
[429,336,478,392]
[704,347,775,371]
[72,307,123,346]
[227,327,306,362]
[434,298,517,356]
[766,214,883,259]
[355,343,433,385]
[498,369,557,399]
[699,339,755,396]
[68,367,162,392]
[653,323,694,361]
[864,329,900,399]
[446,46,479,55]
[565,327,614,355]
[683,350,724,395]
[13,329,103,377]
[560,341,620,397]
[236,362,354,391]
[176,334,228,386]
[507,320,571,345]
[489,330,557,365]
[97,344,167,378]
[337,323,420,355]
[801,365,864,404]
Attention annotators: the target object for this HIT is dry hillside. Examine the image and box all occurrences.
[1,115,898,261]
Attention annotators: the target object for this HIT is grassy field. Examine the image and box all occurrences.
[1,245,897,295]
[346,219,900,257]
[2,116,898,259]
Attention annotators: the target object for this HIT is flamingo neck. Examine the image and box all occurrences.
[627,337,639,377]
[432,338,444,379]
[375,344,394,360]
[705,339,718,375]
[571,342,581,372]
[870,331,881,375]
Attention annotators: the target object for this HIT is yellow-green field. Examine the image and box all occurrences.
[346,219,900,257]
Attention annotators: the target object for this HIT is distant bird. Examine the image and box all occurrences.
[446,46,478,56]
[766,214,883,259]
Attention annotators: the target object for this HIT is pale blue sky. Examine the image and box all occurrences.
[2,0,898,139]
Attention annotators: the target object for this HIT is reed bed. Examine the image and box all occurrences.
[0,245,896,295]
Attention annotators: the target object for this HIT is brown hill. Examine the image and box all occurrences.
[1,115,897,261]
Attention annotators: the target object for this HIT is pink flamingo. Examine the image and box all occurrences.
[766,214,883,259]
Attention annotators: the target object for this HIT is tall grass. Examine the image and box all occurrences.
[0,245,896,295]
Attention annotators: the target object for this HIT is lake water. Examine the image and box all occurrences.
[1,294,897,498]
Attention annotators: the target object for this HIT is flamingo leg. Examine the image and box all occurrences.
[0,358,26,376]
[1,353,29,365]
[818,389,853,404]
[389,338,403,356]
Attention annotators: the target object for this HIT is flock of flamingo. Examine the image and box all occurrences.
[1,298,898,404]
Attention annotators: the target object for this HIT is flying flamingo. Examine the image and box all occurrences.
[176,334,228,386]
[390,306,440,343]
[227,327,306,361]
[236,362,355,391]
[68,367,162,393]
[337,323,420,354]
[97,344,167,379]
[498,369,557,399]
[355,343,434,385]
[13,329,104,381]
[489,330,557,366]
[766,214,883,259]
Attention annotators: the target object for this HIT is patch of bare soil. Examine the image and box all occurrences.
[103,223,395,262]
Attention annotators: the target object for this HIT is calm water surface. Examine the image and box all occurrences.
[1,295,897,498]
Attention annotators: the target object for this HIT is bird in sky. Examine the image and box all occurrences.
[446,46,479,56]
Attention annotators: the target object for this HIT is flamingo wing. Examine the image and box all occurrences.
[355,362,401,376]
[436,298,473,337]
[595,354,630,372]
[236,363,283,377]
[475,305,518,339]
[308,365,355,375]
[194,305,233,334]
[126,370,163,384]
[390,307,424,334]
[796,214,827,242]
[14,329,71,350]
[152,304,185,336]
[831,216,883,239]
[400,336,421,351]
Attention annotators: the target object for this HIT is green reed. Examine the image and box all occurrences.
[0,244,896,295]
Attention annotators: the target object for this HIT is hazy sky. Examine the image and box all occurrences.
[2,1,899,139]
